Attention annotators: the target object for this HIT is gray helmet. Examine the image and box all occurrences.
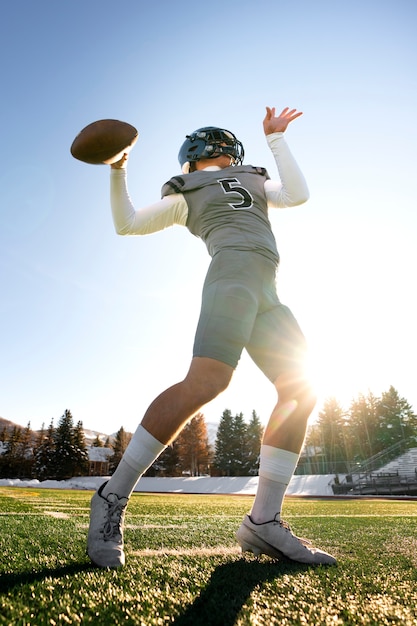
[178,126,244,173]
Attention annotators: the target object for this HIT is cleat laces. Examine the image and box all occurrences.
[272,515,312,547]
[101,493,128,541]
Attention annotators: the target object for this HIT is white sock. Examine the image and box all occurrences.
[102,425,166,499]
[250,446,299,524]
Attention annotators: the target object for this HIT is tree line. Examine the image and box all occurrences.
[0,409,264,480]
[1,385,416,480]
[0,410,90,480]
[145,410,264,477]
[299,386,417,475]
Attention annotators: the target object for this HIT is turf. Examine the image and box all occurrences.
[0,488,416,625]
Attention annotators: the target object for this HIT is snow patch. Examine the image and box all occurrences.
[0,474,339,496]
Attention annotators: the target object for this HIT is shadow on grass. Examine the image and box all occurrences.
[172,557,306,626]
[0,561,93,593]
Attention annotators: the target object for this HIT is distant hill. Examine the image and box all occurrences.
[0,416,111,446]
[83,429,114,446]
[0,416,218,446]
[0,417,16,431]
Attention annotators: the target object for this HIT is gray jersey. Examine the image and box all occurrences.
[161,165,280,263]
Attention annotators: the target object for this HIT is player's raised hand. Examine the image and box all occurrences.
[263,107,303,135]
[111,153,129,169]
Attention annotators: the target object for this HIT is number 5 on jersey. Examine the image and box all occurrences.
[217,177,254,210]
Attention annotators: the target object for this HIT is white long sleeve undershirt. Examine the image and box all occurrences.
[110,132,309,236]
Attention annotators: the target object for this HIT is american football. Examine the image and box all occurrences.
[70,119,138,165]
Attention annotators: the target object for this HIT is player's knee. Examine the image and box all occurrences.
[200,368,232,401]
[202,376,229,402]
[274,370,316,414]
[185,358,233,403]
[301,383,317,416]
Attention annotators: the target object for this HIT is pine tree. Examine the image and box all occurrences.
[4,425,21,456]
[177,413,211,476]
[214,410,257,476]
[160,441,181,476]
[316,397,348,473]
[92,435,103,447]
[376,386,417,450]
[109,427,132,474]
[0,424,34,478]
[0,427,8,476]
[15,422,34,478]
[72,420,89,476]
[246,410,264,475]
[34,420,56,480]
[231,412,248,476]
[0,426,22,478]
[0,426,7,443]
[53,410,77,480]
[35,423,45,449]
[214,409,235,476]
[347,391,379,462]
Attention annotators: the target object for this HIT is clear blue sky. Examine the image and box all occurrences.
[1,0,416,435]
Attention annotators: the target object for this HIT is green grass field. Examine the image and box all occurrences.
[0,488,416,625]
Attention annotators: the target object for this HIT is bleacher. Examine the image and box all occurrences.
[332,447,417,496]
[375,447,417,479]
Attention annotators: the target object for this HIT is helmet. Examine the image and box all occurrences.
[178,126,244,173]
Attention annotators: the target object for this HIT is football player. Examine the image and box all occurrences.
[87,106,336,567]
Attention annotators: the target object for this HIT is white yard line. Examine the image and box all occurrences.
[131,546,242,557]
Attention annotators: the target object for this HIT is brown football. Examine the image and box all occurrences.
[70,119,138,165]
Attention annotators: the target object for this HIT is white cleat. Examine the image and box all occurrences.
[87,482,128,568]
[236,514,337,565]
